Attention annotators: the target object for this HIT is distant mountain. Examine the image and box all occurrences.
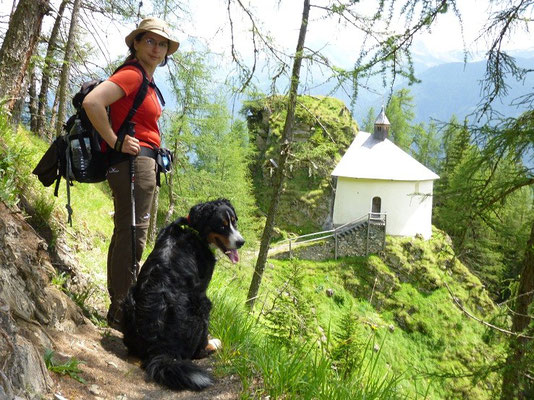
[305,57,533,127]
[405,57,533,123]
[347,57,534,125]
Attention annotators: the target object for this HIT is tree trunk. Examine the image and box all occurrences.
[49,89,60,140]
[29,64,38,133]
[501,219,534,400]
[9,0,17,20]
[55,0,81,137]
[246,0,310,309]
[0,0,50,113]
[36,0,68,139]
[147,186,160,243]
[10,74,27,128]
[164,136,179,227]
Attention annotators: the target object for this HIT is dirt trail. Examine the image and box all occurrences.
[47,322,241,400]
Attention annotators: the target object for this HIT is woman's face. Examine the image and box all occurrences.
[134,32,169,70]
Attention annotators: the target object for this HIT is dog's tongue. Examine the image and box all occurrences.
[225,249,240,264]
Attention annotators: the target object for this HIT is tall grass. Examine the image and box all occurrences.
[209,286,408,399]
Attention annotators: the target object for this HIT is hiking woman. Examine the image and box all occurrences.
[83,17,179,329]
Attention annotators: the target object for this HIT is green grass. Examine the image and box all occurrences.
[208,233,505,399]
[209,283,408,399]
[2,116,506,399]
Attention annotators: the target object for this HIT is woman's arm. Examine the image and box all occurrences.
[82,80,140,155]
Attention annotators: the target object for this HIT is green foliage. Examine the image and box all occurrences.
[434,116,532,299]
[159,50,261,243]
[51,271,69,290]
[330,308,360,377]
[243,95,357,235]
[412,121,441,172]
[0,113,26,206]
[361,106,376,133]
[209,280,406,400]
[169,100,261,241]
[386,88,415,151]
[44,349,86,384]
[262,259,314,346]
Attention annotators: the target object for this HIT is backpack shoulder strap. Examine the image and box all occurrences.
[113,61,151,138]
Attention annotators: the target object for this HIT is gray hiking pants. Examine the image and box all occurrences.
[106,156,157,322]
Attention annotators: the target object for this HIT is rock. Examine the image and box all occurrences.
[89,384,101,396]
[326,288,334,297]
[0,202,86,398]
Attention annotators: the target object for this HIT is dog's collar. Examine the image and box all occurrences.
[180,220,199,236]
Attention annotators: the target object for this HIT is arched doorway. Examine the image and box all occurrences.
[371,196,381,218]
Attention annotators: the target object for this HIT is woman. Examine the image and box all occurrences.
[83,17,179,329]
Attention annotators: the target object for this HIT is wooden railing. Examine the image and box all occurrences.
[270,212,387,259]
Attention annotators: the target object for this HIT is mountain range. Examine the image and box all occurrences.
[347,57,533,126]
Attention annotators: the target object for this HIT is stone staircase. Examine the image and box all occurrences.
[270,213,387,259]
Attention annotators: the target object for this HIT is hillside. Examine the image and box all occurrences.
[254,230,504,399]
[0,118,507,399]
[404,57,534,122]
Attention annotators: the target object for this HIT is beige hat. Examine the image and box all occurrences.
[125,17,180,55]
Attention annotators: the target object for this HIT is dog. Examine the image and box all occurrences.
[121,198,244,391]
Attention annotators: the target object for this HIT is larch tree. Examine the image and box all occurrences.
[432,1,534,396]
[246,0,311,308]
[55,0,82,137]
[35,0,68,140]
[0,0,50,113]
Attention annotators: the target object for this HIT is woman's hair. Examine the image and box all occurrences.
[125,31,169,67]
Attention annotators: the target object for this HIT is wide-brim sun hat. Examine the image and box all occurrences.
[125,17,180,56]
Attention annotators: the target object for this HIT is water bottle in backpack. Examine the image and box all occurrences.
[66,118,108,183]
[67,119,88,180]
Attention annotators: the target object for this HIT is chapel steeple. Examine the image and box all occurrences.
[373,106,390,141]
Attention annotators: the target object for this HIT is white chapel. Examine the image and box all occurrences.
[331,108,439,239]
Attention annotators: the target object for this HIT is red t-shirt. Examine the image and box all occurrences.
[108,64,162,149]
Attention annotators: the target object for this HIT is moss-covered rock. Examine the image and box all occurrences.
[243,95,358,234]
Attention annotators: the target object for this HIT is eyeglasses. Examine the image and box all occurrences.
[143,37,169,50]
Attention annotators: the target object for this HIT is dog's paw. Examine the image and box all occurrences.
[206,338,222,353]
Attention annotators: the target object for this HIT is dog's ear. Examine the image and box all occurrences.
[188,202,214,233]
[217,198,236,218]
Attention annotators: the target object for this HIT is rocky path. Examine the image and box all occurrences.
[47,323,242,400]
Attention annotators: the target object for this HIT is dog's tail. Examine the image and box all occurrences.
[144,354,214,391]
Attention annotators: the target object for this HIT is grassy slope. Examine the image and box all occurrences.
[6,122,505,399]
[209,230,505,399]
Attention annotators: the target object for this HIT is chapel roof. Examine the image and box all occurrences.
[331,130,440,181]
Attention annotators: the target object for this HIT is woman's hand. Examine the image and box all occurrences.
[120,135,140,155]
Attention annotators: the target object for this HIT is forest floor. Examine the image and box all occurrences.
[46,320,243,400]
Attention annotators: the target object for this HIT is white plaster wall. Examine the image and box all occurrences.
[332,177,435,239]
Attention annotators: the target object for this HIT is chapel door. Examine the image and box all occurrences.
[371,196,381,219]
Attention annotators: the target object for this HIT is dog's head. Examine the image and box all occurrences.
[188,199,245,263]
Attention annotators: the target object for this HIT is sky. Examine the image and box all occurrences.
[182,0,533,67]
[1,0,531,70]
[0,0,532,117]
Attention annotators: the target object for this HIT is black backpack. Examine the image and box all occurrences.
[33,60,165,225]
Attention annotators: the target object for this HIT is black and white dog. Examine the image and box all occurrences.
[122,199,244,391]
